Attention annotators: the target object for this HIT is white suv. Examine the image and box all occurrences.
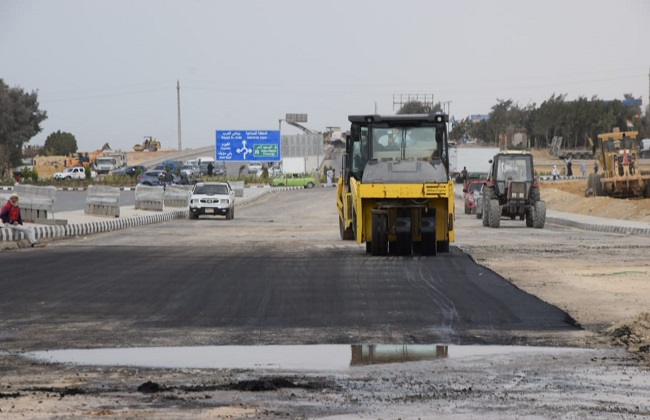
[189,182,235,220]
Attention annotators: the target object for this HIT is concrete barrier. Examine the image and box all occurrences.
[85,185,120,217]
[12,185,57,222]
[164,185,192,207]
[230,181,245,197]
[135,184,164,211]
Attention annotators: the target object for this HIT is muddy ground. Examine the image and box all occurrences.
[1,177,650,418]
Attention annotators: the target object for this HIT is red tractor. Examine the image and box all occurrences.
[481,151,546,229]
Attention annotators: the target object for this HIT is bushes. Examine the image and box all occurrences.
[14,167,39,183]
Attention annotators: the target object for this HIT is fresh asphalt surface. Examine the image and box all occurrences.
[0,188,577,350]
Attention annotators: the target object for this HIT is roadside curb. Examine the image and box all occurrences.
[2,210,189,244]
[546,216,650,237]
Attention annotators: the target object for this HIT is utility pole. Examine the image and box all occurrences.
[177,80,182,151]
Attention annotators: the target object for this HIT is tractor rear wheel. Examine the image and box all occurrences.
[488,199,501,228]
[482,201,490,227]
[530,186,541,202]
[533,201,546,229]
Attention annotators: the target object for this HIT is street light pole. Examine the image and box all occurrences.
[177,80,182,151]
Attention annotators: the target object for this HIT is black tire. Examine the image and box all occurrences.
[594,174,604,196]
[533,201,546,229]
[395,231,412,256]
[371,212,388,256]
[464,204,471,215]
[488,199,501,228]
[420,213,438,256]
[339,216,354,240]
[482,201,490,227]
[305,182,315,189]
[525,208,534,227]
[586,173,597,197]
[530,186,541,202]
[437,240,450,253]
[420,220,437,256]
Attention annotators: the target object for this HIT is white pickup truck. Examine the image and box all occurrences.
[53,166,97,180]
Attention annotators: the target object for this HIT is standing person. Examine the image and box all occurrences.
[461,166,468,183]
[594,161,599,174]
[552,164,559,181]
[207,162,214,176]
[566,159,573,177]
[326,169,334,187]
[163,170,174,184]
[1,194,40,247]
[580,161,587,178]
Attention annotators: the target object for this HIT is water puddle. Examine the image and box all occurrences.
[20,344,581,371]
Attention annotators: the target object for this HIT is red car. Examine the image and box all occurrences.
[463,179,485,214]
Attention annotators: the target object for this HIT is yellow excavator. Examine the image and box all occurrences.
[586,128,650,198]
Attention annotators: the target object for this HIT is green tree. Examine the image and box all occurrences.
[0,79,47,178]
[44,130,78,156]
[397,101,443,114]
[450,117,473,141]
[532,93,567,146]
[488,99,514,147]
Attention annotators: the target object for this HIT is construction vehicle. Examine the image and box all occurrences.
[133,136,161,152]
[93,151,127,174]
[481,151,546,229]
[549,135,594,160]
[323,126,346,148]
[65,148,104,169]
[336,113,454,256]
[586,128,650,198]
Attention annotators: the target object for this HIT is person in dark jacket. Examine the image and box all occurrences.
[1,193,40,247]
[207,162,214,176]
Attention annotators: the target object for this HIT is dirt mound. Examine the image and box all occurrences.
[606,313,650,361]
[541,180,650,222]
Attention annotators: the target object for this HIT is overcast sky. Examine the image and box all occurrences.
[1,0,649,152]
